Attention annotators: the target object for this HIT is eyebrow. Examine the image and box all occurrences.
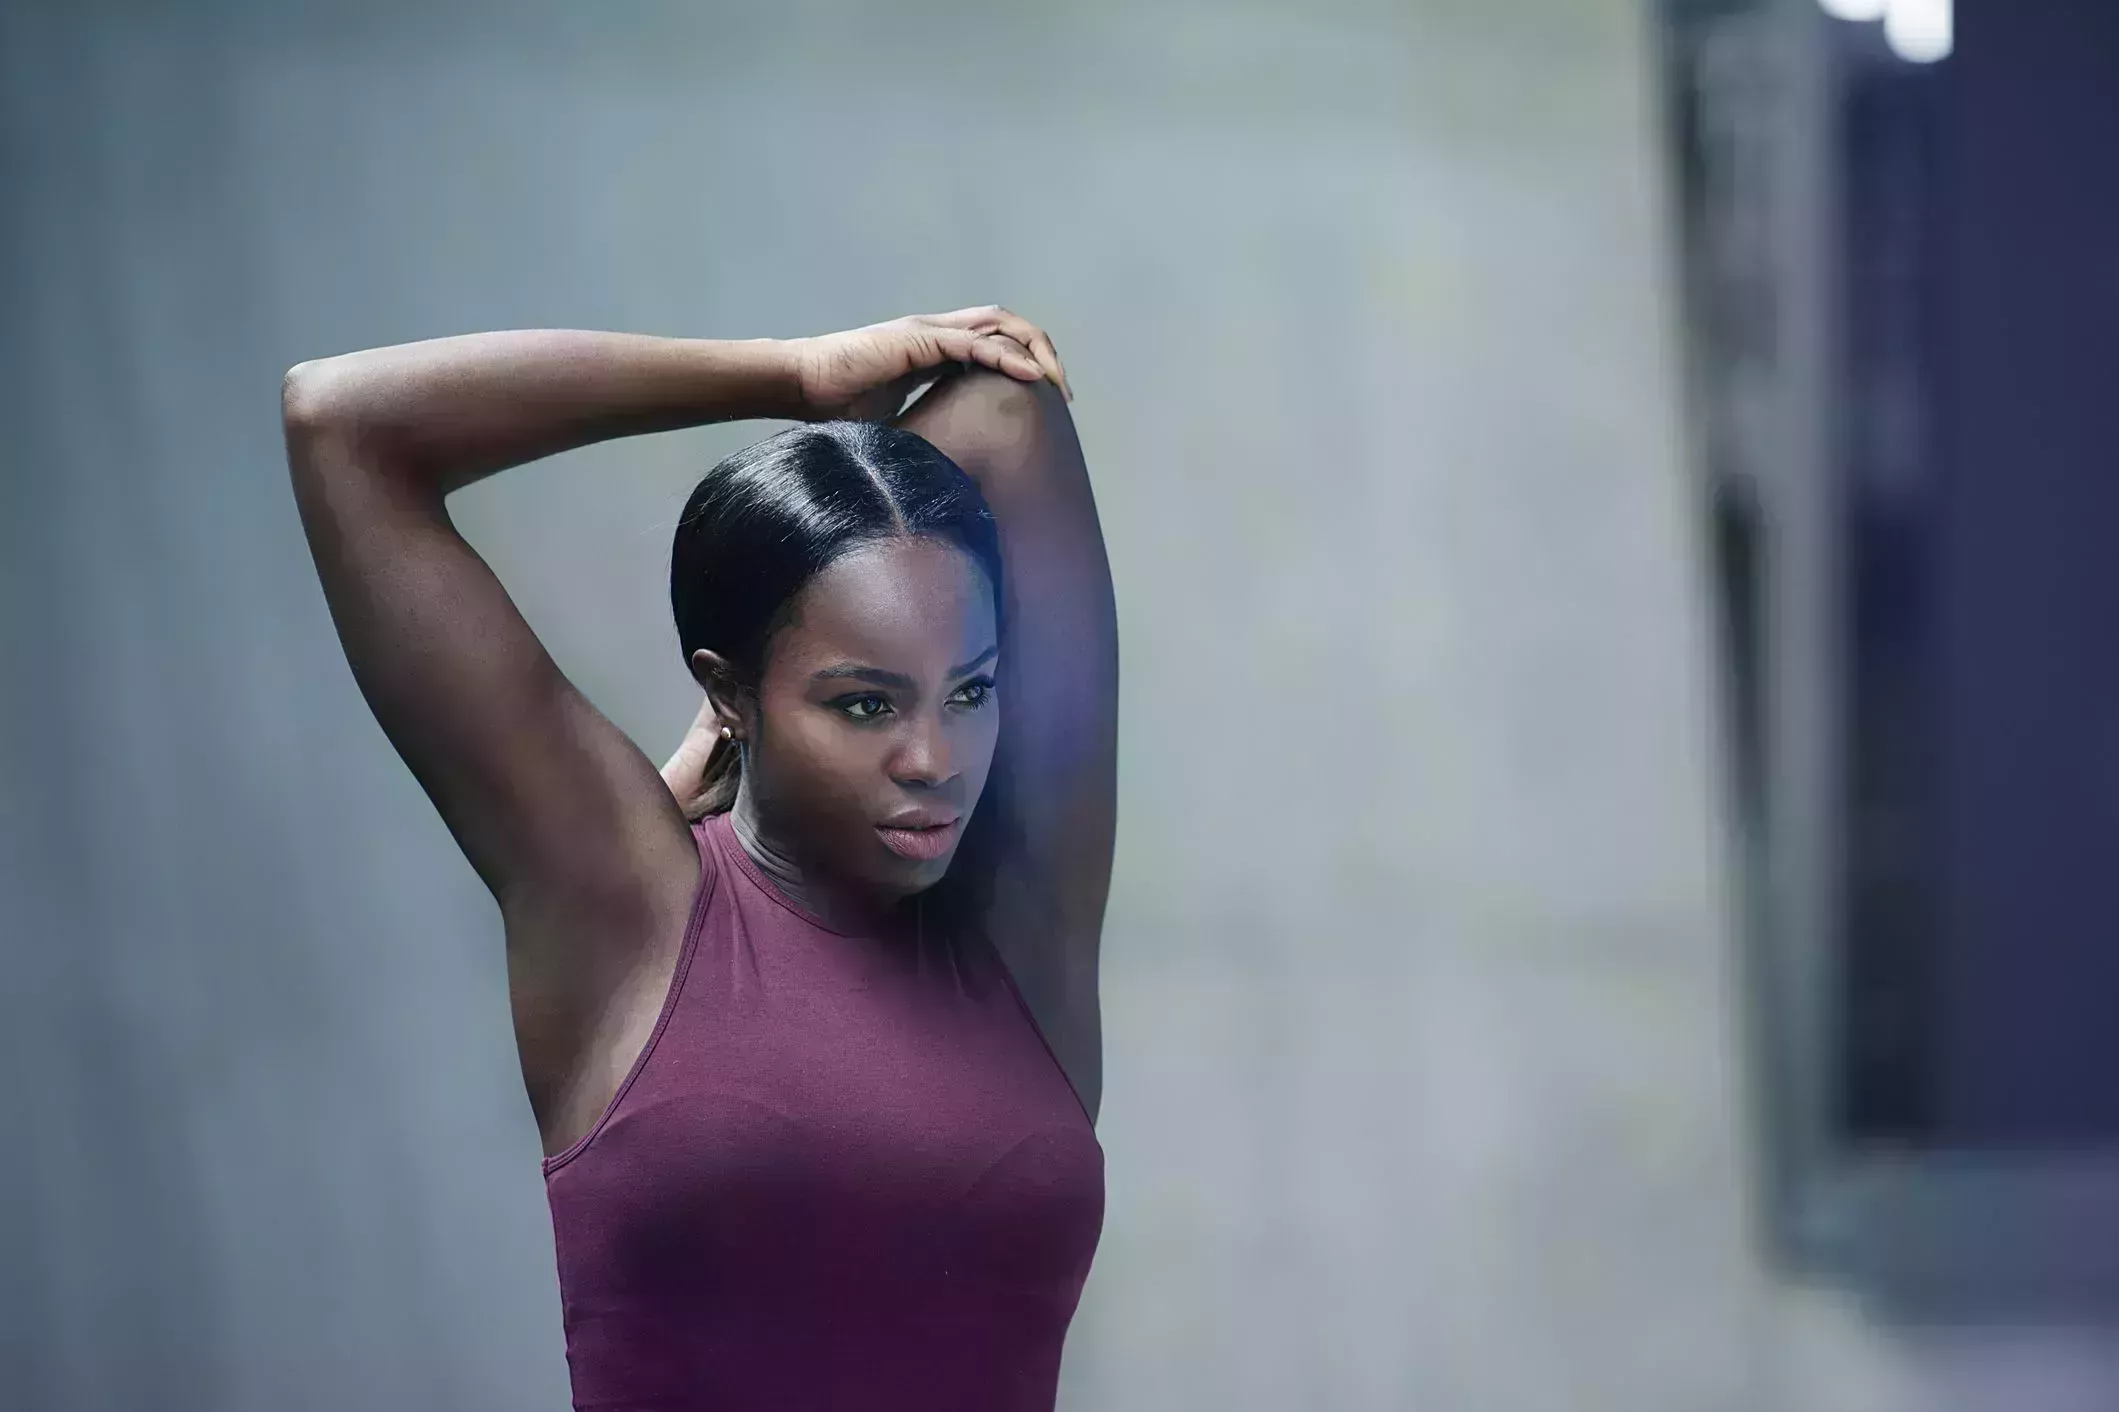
[811,645,998,690]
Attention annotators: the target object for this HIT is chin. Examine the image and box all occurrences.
[871,848,954,896]
[889,853,954,888]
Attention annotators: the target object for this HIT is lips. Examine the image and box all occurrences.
[875,816,963,862]
[879,810,960,830]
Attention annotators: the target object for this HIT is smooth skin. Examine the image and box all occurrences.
[689,535,1003,928]
[283,308,1116,1161]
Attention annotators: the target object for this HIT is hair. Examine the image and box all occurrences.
[669,418,1006,825]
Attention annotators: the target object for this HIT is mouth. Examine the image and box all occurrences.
[875,816,963,862]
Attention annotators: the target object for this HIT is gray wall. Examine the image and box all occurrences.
[0,1,1812,1407]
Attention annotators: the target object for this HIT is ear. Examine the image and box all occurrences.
[689,648,752,740]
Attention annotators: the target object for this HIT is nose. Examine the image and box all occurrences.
[889,710,956,789]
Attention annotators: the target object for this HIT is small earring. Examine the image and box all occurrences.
[720,726,734,741]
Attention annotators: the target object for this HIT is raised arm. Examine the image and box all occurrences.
[282,331,804,908]
[281,333,821,1109]
[282,318,1063,1124]
[894,354,1117,1124]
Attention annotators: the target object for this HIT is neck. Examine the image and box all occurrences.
[728,784,901,934]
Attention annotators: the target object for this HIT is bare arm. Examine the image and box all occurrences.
[283,332,801,904]
[281,332,801,1107]
[286,331,805,495]
[895,365,1117,1123]
[283,318,1058,1126]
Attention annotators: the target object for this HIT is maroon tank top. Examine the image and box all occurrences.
[541,810,1105,1411]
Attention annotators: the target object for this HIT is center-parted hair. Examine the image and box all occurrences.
[669,418,1006,822]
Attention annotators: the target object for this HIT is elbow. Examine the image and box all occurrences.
[280,357,442,500]
[959,364,1062,431]
[280,356,350,437]
[924,367,1072,475]
[281,355,392,474]
[978,371,1075,483]
[280,356,401,493]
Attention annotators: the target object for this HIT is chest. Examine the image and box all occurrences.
[652,893,1083,1147]
[555,897,1104,1291]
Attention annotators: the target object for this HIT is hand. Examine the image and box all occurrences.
[660,695,727,806]
[789,306,1073,422]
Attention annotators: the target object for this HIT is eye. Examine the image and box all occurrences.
[951,676,997,709]
[837,693,893,722]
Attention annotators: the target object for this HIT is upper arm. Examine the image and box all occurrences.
[280,364,695,958]
[895,371,1118,1113]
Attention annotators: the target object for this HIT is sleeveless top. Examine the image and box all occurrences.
[541,810,1106,1411]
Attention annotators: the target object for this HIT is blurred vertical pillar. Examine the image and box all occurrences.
[1932,0,2119,1144]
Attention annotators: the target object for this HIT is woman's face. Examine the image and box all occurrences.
[743,535,1001,900]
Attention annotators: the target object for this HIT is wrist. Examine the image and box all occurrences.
[754,336,813,422]
[687,336,810,423]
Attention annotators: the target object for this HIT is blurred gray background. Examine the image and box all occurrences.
[5,0,2092,1409]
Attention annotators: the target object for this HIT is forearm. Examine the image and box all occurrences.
[281,330,804,496]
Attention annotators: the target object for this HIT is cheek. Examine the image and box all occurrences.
[766,710,883,804]
[960,705,1003,789]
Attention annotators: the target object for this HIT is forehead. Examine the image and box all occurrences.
[771,537,995,674]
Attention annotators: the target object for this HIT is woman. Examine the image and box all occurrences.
[280,307,1118,1411]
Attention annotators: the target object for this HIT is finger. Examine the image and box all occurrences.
[926,305,1012,331]
[968,332,1043,381]
[947,306,1043,356]
[1024,328,1072,401]
[999,331,1065,396]
[662,721,716,775]
[990,321,1064,395]
[924,325,987,366]
[667,695,721,751]
[660,743,704,792]
[916,321,1043,383]
[931,324,1019,370]
[928,308,1069,400]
